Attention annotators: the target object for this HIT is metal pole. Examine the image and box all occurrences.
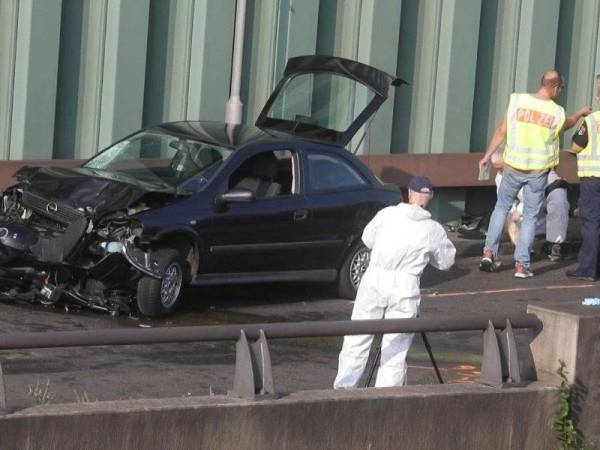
[421,332,444,384]
[0,314,542,350]
[225,0,247,125]
[364,335,382,387]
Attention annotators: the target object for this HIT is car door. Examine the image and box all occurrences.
[301,149,377,269]
[205,147,312,275]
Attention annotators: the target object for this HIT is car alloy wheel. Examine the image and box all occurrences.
[160,262,183,308]
[349,247,370,290]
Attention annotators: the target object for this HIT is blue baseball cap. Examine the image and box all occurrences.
[408,176,434,194]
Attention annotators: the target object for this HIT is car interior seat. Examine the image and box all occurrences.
[233,152,282,198]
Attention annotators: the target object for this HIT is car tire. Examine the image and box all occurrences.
[337,241,370,299]
[136,248,186,317]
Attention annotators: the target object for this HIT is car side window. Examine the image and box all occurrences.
[228,150,295,199]
[307,153,368,192]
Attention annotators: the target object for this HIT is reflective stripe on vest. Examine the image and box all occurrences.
[503,94,565,171]
[577,112,600,177]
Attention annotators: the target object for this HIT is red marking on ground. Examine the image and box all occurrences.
[423,284,595,298]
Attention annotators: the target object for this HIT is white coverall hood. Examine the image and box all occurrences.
[334,202,455,389]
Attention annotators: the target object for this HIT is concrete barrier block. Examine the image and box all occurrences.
[528,302,600,445]
[0,384,557,450]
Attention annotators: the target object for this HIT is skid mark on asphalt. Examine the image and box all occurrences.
[422,283,595,298]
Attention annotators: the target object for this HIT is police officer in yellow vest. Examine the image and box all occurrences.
[478,70,591,278]
[566,74,600,281]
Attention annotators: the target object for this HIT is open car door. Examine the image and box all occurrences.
[255,55,405,147]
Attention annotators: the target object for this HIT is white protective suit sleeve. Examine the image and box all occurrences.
[361,208,384,250]
[428,224,456,271]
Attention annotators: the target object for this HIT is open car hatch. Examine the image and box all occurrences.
[255,55,405,147]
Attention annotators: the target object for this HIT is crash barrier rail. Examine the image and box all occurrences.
[0,313,542,407]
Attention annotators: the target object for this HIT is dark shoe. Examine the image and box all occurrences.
[549,243,563,262]
[566,269,597,282]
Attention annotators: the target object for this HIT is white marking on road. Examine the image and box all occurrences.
[423,284,595,298]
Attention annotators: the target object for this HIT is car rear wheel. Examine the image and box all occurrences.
[136,248,186,317]
[337,241,370,299]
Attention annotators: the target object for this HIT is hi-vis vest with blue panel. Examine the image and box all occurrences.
[503,93,566,171]
[577,111,600,177]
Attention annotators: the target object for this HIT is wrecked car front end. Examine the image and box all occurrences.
[0,128,231,317]
[0,167,169,315]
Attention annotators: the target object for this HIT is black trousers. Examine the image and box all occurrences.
[577,177,600,277]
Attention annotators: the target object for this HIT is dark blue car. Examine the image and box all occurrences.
[0,56,403,316]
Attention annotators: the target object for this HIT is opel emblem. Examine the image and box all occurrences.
[46,202,58,213]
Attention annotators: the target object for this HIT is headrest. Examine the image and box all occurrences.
[196,147,222,166]
[251,152,278,179]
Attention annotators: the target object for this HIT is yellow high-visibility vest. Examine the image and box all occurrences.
[503,93,566,171]
[577,111,600,177]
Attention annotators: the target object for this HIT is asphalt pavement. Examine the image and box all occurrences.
[0,235,596,411]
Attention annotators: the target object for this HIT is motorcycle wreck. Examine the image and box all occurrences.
[0,165,182,317]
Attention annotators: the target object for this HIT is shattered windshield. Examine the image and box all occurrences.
[84,130,233,188]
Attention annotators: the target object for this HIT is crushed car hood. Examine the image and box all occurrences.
[14,166,176,218]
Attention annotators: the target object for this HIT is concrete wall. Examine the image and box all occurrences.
[0,384,556,450]
[1,0,599,219]
[1,0,599,160]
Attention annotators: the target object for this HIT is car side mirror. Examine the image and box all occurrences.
[216,189,255,205]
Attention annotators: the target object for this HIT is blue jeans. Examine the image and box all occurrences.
[576,178,600,277]
[484,166,548,267]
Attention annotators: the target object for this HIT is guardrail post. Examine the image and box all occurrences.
[480,320,503,386]
[231,329,274,399]
[499,319,521,384]
[251,330,274,395]
[0,362,6,413]
[480,319,526,387]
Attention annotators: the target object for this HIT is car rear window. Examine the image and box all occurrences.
[307,153,368,192]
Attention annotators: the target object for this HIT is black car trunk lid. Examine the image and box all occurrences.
[255,55,405,147]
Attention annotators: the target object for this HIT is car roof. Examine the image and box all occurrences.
[149,120,380,186]
[153,121,270,149]
[152,120,354,153]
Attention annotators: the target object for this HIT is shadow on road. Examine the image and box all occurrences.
[421,264,471,288]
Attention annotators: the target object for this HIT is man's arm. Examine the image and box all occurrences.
[478,118,507,169]
[561,106,592,133]
[571,142,584,154]
[429,227,456,271]
[570,121,588,154]
[361,209,385,250]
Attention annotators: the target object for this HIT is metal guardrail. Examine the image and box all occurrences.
[0,313,542,407]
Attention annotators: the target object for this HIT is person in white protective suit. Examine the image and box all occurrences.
[492,151,569,261]
[333,176,456,388]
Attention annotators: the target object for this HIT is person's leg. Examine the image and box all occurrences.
[482,169,523,267]
[334,282,384,388]
[515,171,548,269]
[374,296,419,387]
[575,179,600,277]
[546,187,569,243]
[545,187,569,261]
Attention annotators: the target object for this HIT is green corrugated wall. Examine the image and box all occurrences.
[1,0,599,218]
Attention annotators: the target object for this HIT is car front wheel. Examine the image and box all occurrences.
[337,241,370,299]
[136,248,186,317]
